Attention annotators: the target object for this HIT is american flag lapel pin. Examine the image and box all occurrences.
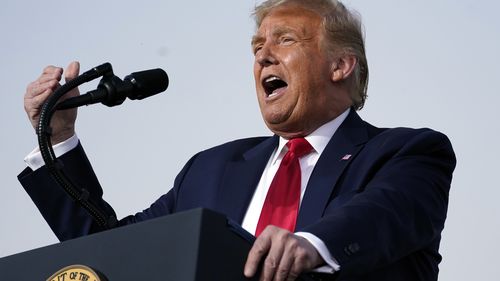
[341,154,352,161]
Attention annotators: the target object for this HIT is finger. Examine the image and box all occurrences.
[37,71,63,84]
[30,88,54,107]
[287,259,304,281]
[25,80,59,98]
[244,234,272,278]
[42,65,63,75]
[25,88,53,113]
[64,61,80,82]
[27,67,62,97]
[286,240,312,281]
[24,88,53,121]
[282,242,302,281]
[274,246,294,281]
[260,230,289,281]
[260,245,284,281]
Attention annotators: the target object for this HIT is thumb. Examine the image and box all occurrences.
[64,61,80,82]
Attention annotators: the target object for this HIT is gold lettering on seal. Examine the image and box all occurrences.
[47,265,103,281]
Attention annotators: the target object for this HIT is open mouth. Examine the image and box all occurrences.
[262,75,288,98]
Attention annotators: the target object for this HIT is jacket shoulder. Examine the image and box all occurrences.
[369,127,453,150]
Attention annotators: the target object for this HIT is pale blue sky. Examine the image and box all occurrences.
[1,1,499,280]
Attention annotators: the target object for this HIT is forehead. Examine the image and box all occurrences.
[254,5,323,37]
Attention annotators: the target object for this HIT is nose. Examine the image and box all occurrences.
[255,44,277,67]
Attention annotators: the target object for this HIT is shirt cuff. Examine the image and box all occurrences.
[24,134,79,171]
[295,232,340,273]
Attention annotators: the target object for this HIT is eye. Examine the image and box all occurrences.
[253,45,263,55]
[280,36,295,45]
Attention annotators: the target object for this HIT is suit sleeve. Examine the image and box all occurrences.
[302,129,456,276]
[18,142,194,241]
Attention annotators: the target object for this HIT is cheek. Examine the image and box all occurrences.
[285,50,323,89]
[253,63,260,84]
[253,69,264,96]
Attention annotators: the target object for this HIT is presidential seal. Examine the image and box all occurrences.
[47,264,105,281]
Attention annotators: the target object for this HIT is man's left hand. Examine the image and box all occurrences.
[244,225,324,281]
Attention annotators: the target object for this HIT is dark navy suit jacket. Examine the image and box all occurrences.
[19,111,456,281]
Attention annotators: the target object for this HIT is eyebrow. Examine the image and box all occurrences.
[251,35,264,48]
[251,26,298,48]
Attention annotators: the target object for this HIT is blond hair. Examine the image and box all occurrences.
[253,0,369,109]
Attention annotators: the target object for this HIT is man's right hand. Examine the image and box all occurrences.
[24,61,80,144]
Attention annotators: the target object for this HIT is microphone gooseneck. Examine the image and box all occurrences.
[37,62,168,229]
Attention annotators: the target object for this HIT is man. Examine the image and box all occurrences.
[20,0,456,280]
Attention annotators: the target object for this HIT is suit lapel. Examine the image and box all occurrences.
[215,136,279,223]
[296,111,370,230]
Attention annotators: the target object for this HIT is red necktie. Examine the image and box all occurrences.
[255,138,313,237]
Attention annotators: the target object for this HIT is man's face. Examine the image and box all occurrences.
[252,5,352,138]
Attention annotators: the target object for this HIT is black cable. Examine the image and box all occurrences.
[37,62,117,229]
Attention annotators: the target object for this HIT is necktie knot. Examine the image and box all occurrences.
[286,138,313,159]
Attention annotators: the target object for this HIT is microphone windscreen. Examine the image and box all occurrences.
[125,69,169,100]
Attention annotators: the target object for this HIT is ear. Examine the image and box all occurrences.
[331,55,357,82]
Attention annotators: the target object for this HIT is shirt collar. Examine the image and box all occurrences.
[272,108,351,164]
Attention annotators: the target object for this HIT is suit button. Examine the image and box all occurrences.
[348,243,360,253]
[344,243,360,256]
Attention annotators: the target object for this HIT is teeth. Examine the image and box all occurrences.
[265,76,280,83]
[263,75,287,98]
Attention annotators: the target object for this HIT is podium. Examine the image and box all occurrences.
[0,208,255,280]
[0,208,328,280]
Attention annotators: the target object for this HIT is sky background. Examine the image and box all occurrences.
[1,1,499,280]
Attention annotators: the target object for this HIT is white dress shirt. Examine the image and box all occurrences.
[24,108,350,273]
[242,109,349,272]
[24,133,80,170]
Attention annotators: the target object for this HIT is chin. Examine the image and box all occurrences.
[265,122,308,139]
[272,130,307,139]
[261,106,294,124]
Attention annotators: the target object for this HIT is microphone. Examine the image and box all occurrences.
[57,68,169,110]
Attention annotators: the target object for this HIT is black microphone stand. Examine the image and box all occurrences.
[37,62,118,229]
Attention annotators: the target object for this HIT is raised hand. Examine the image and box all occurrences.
[24,61,80,144]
